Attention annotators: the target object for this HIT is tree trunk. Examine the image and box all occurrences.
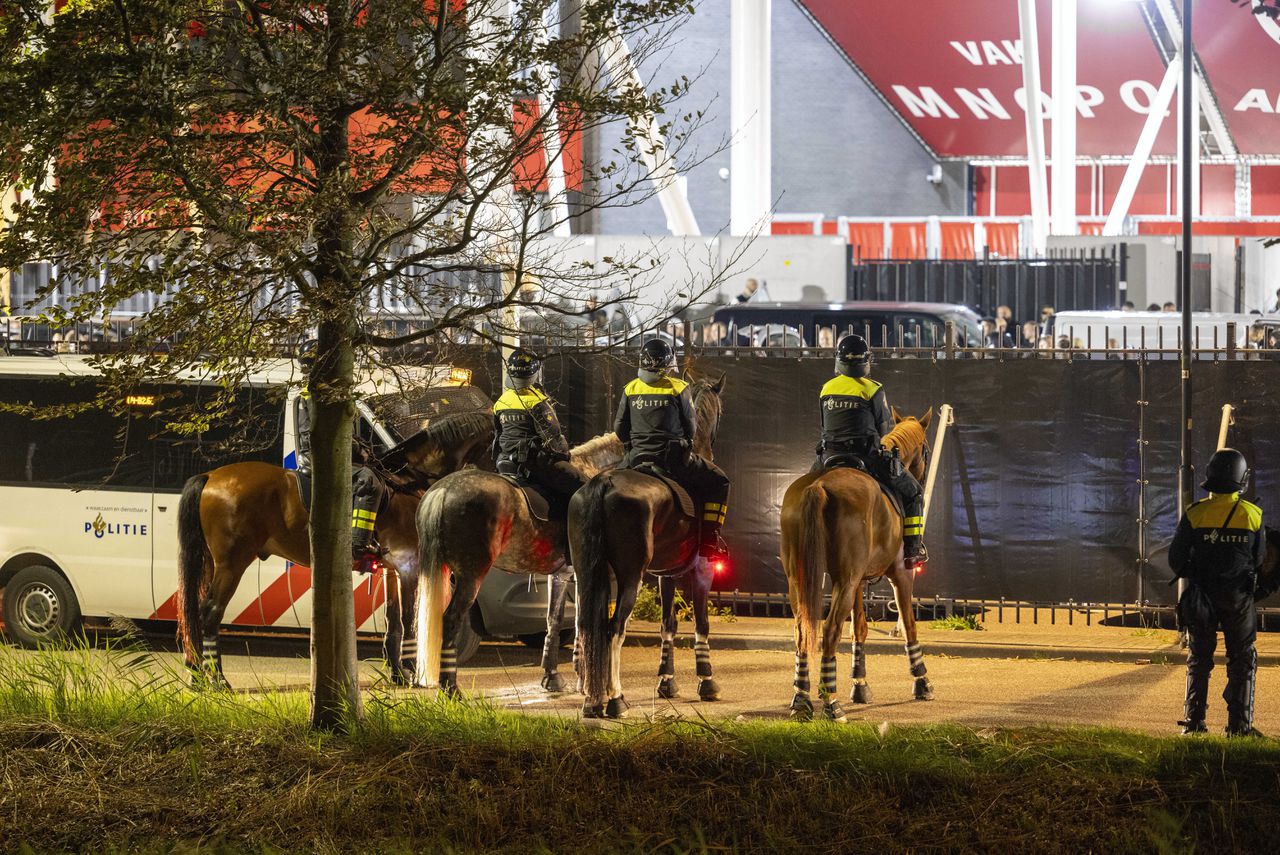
[309,0,361,728]
[307,315,363,730]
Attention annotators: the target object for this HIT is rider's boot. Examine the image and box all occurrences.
[699,501,727,559]
[903,534,928,571]
[351,499,380,572]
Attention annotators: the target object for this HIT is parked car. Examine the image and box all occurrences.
[707,301,984,349]
[455,569,576,663]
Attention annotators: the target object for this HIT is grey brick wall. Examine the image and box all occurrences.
[594,0,969,235]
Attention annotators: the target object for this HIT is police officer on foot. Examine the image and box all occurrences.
[491,349,587,514]
[1170,448,1270,736]
[296,340,385,570]
[814,333,927,569]
[614,338,730,559]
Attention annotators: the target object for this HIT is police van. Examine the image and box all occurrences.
[0,354,554,659]
[1048,311,1280,352]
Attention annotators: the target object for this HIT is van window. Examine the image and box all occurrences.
[813,314,888,347]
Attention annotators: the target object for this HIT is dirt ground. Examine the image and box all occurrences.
[186,631,1279,735]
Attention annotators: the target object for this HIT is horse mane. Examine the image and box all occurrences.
[881,418,927,465]
[688,378,722,456]
[570,432,625,479]
[375,410,494,478]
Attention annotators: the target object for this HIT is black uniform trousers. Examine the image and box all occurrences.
[810,443,924,520]
[624,446,730,510]
[351,466,384,557]
[498,447,589,517]
[1183,580,1257,730]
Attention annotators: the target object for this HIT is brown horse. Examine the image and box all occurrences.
[572,377,726,719]
[782,408,934,721]
[415,433,625,694]
[175,410,494,688]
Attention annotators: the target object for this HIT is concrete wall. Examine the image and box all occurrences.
[594,0,968,236]
[526,234,849,325]
[1046,235,1248,312]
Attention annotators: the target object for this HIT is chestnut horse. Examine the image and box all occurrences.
[782,408,934,721]
[175,410,494,688]
[572,377,726,719]
[414,433,625,694]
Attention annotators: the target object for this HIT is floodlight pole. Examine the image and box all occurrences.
[1177,0,1194,632]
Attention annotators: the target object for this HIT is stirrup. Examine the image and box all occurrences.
[904,546,929,570]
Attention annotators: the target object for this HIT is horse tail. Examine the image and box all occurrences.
[574,476,613,703]
[175,473,210,663]
[415,487,449,687]
[794,481,829,664]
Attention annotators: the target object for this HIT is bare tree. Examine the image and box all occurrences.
[0,0,724,728]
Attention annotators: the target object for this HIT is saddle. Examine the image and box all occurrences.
[628,462,698,520]
[823,455,905,519]
[498,474,553,523]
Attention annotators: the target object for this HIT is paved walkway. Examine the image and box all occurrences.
[623,611,1280,665]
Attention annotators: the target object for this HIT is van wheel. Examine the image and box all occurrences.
[3,565,82,648]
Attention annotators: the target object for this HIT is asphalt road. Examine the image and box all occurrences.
[187,635,1280,735]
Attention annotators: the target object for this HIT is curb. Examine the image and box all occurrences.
[621,629,1280,666]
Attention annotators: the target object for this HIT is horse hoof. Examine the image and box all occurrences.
[823,701,848,723]
[657,677,679,699]
[606,696,630,719]
[789,694,814,720]
[541,671,567,694]
[388,666,413,688]
[697,678,721,702]
[850,682,873,705]
[440,682,462,700]
[914,677,934,701]
[581,699,606,719]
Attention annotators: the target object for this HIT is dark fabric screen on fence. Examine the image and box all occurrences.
[451,349,1280,604]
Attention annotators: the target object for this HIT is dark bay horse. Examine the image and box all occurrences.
[573,377,726,719]
[175,410,493,688]
[414,434,625,694]
[782,408,934,721]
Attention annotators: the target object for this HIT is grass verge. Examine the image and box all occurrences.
[1,642,1279,853]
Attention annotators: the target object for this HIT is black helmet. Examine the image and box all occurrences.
[298,339,319,367]
[835,333,872,378]
[1202,448,1250,494]
[639,338,675,376]
[506,348,541,380]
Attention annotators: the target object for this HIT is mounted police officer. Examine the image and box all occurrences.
[813,333,927,569]
[295,341,385,568]
[614,338,730,559]
[491,349,587,515]
[1171,448,1270,737]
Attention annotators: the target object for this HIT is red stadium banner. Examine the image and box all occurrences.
[798,0,1175,158]
[1193,1,1280,156]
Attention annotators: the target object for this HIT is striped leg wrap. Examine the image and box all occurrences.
[905,641,927,678]
[851,643,867,681]
[903,515,923,537]
[694,635,712,678]
[658,635,675,677]
[793,653,810,694]
[400,637,417,662]
[201,639,218,670]
[440,646,458,684]
[819,655,838,698]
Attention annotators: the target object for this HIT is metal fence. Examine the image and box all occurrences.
[709,588,1280,632]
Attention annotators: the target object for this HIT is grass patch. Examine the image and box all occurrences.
[631,582,737,624]
[929,614,985,631]
[3,643,1280,853]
